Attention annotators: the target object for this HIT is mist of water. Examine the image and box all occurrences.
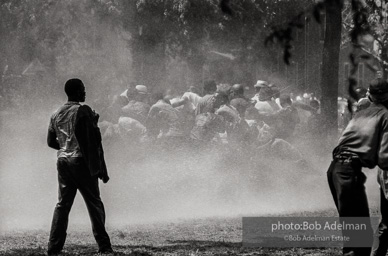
[0,1,381,234]
[0,108,381,233]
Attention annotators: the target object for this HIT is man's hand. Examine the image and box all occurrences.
[47,129,60,150]
[100,175,110,184]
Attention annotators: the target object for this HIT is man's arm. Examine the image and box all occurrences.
[293,101,316,113]
[47,129,60,150]
[171,98,187,108]
[255,108,287,125]
[378,114,388,170]
[75,105,109,183]
[145,106,160,139]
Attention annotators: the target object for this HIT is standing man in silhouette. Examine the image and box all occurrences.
[328,78,388,256]
[47,78,113,255]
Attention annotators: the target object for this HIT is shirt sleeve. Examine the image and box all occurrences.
[378,113,388,170]
[181,92,190,101]
[48,116,55,132]
[47,115,60,150]
[214,114,226,133]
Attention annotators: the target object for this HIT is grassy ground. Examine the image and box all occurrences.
[0,217,343,256]
[0,112,371,256]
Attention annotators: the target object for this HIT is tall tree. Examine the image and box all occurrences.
[122,0,171,89]
[246,0,345,144]
[320,0,343,147]
[350,0,388,79]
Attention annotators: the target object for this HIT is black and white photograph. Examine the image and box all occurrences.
[1,0,388,255]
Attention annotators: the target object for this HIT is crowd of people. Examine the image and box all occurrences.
[97,79,326,165]
[95,78,388,256]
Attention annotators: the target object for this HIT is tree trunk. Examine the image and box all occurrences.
[381,42,388,79]
[122,1,167,90]
[186,53,205,88]
[320,0,343,148]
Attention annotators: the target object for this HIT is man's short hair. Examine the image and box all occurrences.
[279,94,292,106]
[355,86,367,98]
[65,78,84,97]
[271,86,280,99]
[258,87,273,101]
[369,78,388,102]
[188,85,199,94]
[215,89,230,104]
[369,78,388,94]
[310,99,320,110]
[203,80,217,94]
[232,84,244,96]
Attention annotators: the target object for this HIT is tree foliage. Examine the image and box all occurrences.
[218,0,388,142]
[0,0,313,111]
[0,0,129,111]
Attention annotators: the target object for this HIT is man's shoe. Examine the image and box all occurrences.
[98,248,114,254]
[47,251,61,256]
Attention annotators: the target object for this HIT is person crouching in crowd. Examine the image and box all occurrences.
[121,85,150,125]
[146,91,187,149]
[190,89,228,148]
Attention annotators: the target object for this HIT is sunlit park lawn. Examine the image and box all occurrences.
[0,217,345,256]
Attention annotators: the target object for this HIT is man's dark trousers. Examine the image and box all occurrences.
[371,189,388,256]
[48,157,111,254]
[327,159,373,256]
